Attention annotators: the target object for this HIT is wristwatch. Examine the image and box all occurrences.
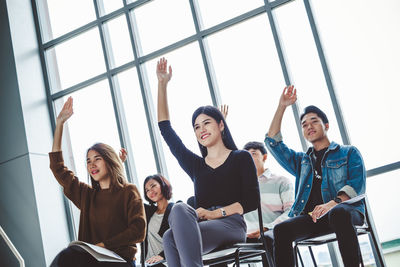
[334,197,342,203]
[220,208,227,217]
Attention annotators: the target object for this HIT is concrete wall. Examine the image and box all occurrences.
[0,0,70,266]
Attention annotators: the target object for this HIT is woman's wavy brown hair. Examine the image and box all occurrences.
[86,143,127,190]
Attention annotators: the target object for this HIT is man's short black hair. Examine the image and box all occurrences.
[243,141,267,155]
[300,105,329,124]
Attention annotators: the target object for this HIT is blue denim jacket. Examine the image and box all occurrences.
[265,132,366,217]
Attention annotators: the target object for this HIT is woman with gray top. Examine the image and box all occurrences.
[142,174,174,267]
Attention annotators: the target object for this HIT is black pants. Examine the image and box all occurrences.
[50,246,135,267]
[273,204,364,267]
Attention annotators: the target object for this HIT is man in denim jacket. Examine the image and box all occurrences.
[265,85,366,267]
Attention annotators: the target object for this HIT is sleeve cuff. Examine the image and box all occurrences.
[266,131,283,142]
[338,185,357,198]
[49,151,64,168]
[158,120,171,128]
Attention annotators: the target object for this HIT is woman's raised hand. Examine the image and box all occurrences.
[119,148,127,163]
[219,104,229,120]
[52,97,73,152]
[156,57,172,84]
[279,85,297,107]
[57,96,74,125]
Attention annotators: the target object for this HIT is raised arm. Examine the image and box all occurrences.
[157,57,173,122]
[219,104,229,120]
[267,85,297,137]
[52,96,74,152]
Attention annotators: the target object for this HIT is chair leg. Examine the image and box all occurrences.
[308,246,317,267]
[296,246,305,267]
[261,252,271,267]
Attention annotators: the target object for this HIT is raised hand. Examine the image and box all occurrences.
[119,148,127,163]
[156,57,172,84]
[52,97,74,152]
[219,104,229,120]
[279,85,297,107]
[57,96,74,125]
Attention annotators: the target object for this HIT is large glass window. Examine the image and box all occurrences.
[46,28,106,92]
[196,0,264,29]
[103,15,134,68]
[38,0,95,42]
[367,169,400,242]
[34,0,400,261]
[133,0,195,55]
[311,0,400,169]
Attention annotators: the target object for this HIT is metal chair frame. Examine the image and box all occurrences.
[293,196,386,267]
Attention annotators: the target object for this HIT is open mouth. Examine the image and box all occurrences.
[91,170,100,175]
[201,133,210,140]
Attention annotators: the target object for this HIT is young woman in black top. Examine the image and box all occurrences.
[156,57,260,266]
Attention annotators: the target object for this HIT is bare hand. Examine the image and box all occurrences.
[247,230,260,239]
[146,255,164,264]
[119,148,127,163]
[57,96,74,124]
[219,104,229,120]
[95,242,105,248]
[156,57,172,84]
[279,85,297,107]
[196,207,217,220]
[310,201,337,223]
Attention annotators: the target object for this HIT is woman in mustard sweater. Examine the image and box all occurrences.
[49,97,146,267]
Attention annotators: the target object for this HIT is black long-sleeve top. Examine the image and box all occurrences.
[158,120,259,214]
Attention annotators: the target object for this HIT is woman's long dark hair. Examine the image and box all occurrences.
[191,105,237,157]
[86,143,127,191]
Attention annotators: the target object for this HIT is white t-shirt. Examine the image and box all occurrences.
[146,212,165,259]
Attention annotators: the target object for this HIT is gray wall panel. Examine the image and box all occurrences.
[29,153,70,265]
[0,0,29,164]
[0,155,46,267]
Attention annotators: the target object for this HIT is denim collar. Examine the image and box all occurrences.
[306,141,340,156]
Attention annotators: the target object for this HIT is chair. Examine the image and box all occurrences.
[293,196,386,267]
[186,196,271,267]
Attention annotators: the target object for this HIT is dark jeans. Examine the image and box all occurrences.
[273,204,364,267]
[50,246,135,267]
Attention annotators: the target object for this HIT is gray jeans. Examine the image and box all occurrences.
[163,202,247,267]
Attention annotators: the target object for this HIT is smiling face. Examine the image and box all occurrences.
[193,113,224,148]
[145,179,164,203]
[86,149,110,184]
[301,112,329,143]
